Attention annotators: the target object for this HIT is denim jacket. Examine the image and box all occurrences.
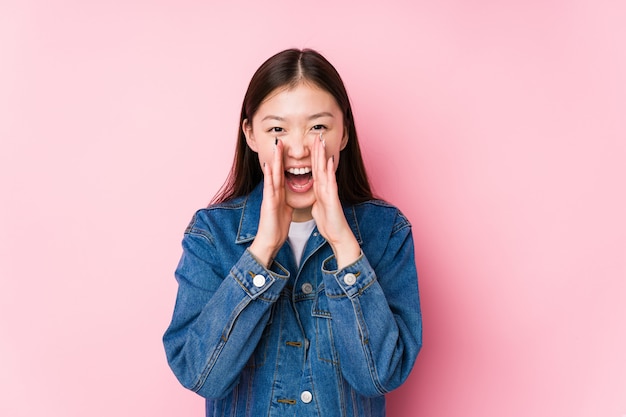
[163,182,422,417]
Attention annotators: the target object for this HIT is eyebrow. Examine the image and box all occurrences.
[260,112,335,122]
[308,112,334,120]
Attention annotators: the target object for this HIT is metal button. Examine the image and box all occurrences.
[301,283,313,294]
[343,273,357,285]
[253,274,266,287]
[300,390,312,403]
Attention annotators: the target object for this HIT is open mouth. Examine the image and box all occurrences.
[285,167,313,190]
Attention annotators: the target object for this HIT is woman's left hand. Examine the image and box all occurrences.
[311,133,361,269]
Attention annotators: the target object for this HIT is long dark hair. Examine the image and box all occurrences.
[211,48,374,205]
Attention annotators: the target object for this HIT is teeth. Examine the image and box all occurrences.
[286,167,311,175]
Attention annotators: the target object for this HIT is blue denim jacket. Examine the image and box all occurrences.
[163,182,422,417]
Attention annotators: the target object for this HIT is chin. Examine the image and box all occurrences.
[285,192,316,211]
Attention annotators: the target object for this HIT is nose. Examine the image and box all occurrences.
[284,132,311,160]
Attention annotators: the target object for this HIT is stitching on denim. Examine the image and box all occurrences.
[186,228,216,245]
[335,367,346,417]
[312,284,333,318]
[268,299,284,414]
[236,194,254,243]
[316,313,339,364]
[391,213,411,235]
[192,297,250,392]
[325,292,349,299]
[325,276,376,299]
[294,292,315,302]
[232,268,281,302]
[353,300,387,395]
[346,206,363,244]
[312,309,332,318]
[305,359,324,416]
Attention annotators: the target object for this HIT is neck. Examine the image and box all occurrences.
[292,207,313,222]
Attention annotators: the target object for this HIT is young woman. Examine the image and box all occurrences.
[163,48,422,417]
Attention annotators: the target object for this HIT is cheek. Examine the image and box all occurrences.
[254,143,273,166]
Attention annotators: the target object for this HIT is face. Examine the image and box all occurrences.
[243,82,348,221]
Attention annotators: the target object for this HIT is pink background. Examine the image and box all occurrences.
[1,1,625,416]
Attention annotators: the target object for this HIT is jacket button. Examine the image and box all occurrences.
[253,274,266,287]
[300,390,312,403]
[301,283,313,294]
[343,273,357,285]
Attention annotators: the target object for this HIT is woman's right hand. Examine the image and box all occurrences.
[248,139,293,268]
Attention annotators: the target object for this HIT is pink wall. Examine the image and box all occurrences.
[1,1,625,416]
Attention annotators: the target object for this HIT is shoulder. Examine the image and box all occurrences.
[349,199,411,236]
[184,194,248,239]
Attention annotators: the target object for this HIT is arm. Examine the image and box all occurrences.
[163,229,289,399]
[321,215,422,397]
[164,138,294,398]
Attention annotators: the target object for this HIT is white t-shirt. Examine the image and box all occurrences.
[287,219,316,267]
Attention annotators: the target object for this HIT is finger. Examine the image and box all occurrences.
[326,154,338,193]
[326,154,335,179]
[313,132,326,180]
[273,138,284,190]
[312,135,323,198]
[261,159,275,198]
[311,133,319,179]
[319,132,327,175]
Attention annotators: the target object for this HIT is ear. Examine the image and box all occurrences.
[339,127,349,151]
[242,119,258,152]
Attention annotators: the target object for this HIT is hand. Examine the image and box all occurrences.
[249,139,293,268]
[311,133,361,269]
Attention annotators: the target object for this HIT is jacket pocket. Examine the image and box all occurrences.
[312,284,339,364]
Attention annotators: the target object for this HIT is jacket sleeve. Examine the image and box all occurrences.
[163,227,289,399]
[321,210,422,397]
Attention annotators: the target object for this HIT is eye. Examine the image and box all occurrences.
[268,127,284,133]
[311,125,326,131]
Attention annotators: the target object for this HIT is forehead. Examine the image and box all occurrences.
[254,82,341,121]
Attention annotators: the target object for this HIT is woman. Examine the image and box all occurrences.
[163,48,422,417]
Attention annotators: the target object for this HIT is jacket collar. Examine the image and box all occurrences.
[235,181,363,245]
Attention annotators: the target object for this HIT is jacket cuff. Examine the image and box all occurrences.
[230,249,290,301]
[321,251,376,298]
